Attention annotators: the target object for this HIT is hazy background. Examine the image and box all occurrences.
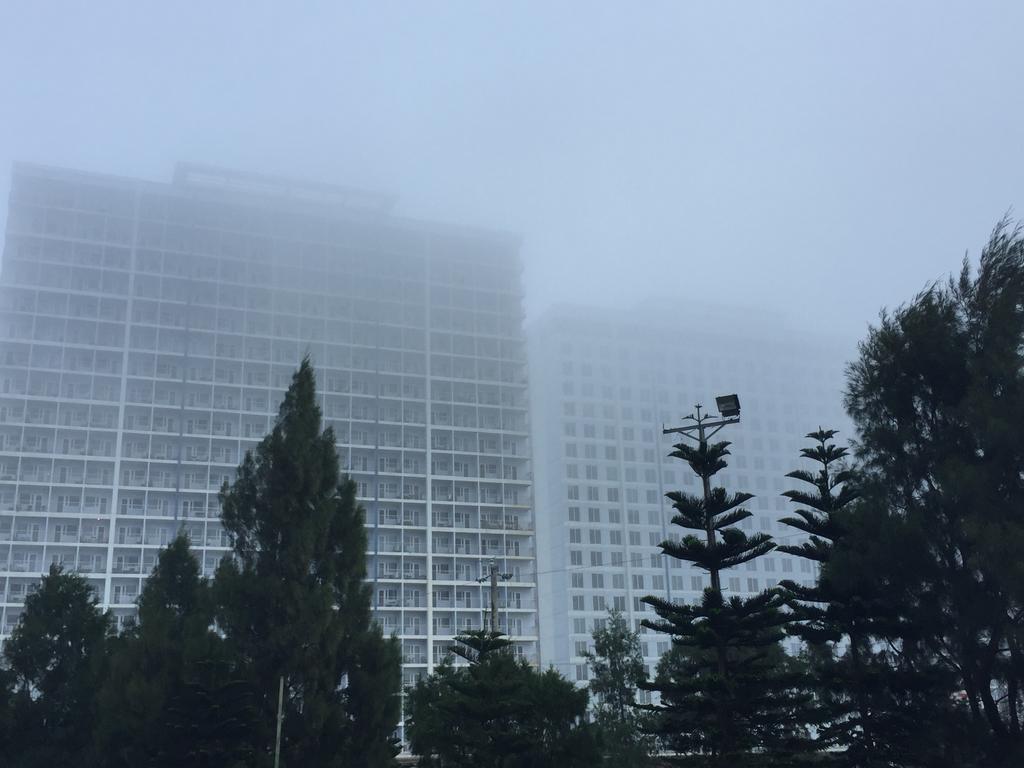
[1,1,1021,349]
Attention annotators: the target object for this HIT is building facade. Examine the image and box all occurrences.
[530,304,851,684]
[0,163,538,696]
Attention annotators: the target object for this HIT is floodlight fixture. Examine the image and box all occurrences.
[715,393,741,419]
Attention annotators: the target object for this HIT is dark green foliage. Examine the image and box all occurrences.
[94,534,256,767]
[641,432,814,766]
[585,610,654,766]
[844,220,1024,765]
[450,628,514,664]
[405,632,599,767]
[345,625,405,767]
[778,430,960,767]
[214,357,401,767]
[2,565,112,767]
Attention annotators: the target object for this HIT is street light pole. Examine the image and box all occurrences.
[662,400,740,595]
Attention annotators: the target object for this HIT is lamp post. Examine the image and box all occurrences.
[661,393,741,596]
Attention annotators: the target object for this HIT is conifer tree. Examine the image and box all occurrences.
[641,432,812,766]
[95,534,256,767]
[776,429,942,766]
[214,357,400,767]
[405,631,598,768]
[839,220,1024,764]
[2,565,111,767]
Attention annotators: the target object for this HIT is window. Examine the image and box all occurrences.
[570,550,583,566]
[591,574,604,588]
[572,595,585,610]
[571,573,584,588]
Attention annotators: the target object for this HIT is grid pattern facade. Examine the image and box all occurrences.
[530,305,850,684]
[0,163,538,691]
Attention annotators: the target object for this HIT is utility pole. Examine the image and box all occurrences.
[477,558,513,634]
[274,676,284,768]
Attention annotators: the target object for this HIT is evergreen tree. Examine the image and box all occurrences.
[641,428,813,766]
[405,631,599,768]
[584,610,654,767]
[94,534,256,767]
[2,565,112,768]
[778,429,956,766]
[214,358,401,767]
[844,220,1024,765]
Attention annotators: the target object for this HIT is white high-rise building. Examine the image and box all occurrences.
[530,303,851,685]
[0,163,538,694]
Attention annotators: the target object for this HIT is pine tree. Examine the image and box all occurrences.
[214,357,401,767]
[641,431,813,766]
[2,565,112,767]
[405,631,598,768]
[585,610,654,766]
[94,534,256,767]
[844,220,1024,764]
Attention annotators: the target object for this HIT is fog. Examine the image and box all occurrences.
[1,1,1021,344]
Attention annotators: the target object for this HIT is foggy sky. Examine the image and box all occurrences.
[1,1,1021,349]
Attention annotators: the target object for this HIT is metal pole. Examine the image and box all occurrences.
[695,411,722,596]
[489,559,499,634]
[274,676,284,768]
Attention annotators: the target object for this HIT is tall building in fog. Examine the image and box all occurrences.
[0,163,538,692]
[530,304,851,684]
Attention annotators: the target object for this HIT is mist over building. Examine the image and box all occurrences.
[0,160,862,710]
[529,303,851,684]
[0,164,538,710]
